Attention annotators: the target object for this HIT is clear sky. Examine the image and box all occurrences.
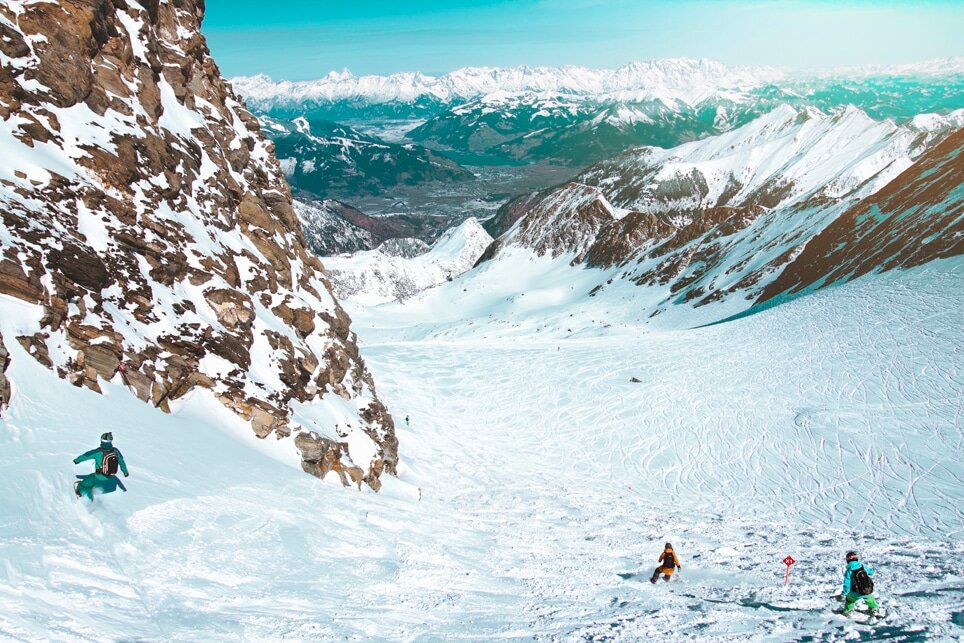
[202,0,964,80]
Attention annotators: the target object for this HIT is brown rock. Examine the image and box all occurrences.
[46,242,109,292]
[0,258,45,303]
[204,288,254,329]
[0,331,10,412]
[82,343,121,380]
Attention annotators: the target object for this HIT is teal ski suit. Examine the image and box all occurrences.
[74,445,128,500]
[842,560,878,614]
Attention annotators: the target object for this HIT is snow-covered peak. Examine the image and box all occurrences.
[231,58,783,108]
[909,108,964,132]
[587,103,956,212]
[809,55,964,78]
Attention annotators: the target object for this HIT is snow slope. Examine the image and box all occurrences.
[1,258,962,640]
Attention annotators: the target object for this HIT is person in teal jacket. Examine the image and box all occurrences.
[73,432,129,501]
[839,550,879,616]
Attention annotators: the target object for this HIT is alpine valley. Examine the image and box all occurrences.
[0,1,962,641]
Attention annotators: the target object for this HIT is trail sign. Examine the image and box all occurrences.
[783,555,796,585]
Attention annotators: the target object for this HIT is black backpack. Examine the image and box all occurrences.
[852,565,874,595]
[100,448,119,476]
[662,550,675,569]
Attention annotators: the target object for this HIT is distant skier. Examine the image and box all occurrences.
[73,432,129,501]
[837,551,880,616]
[650,542,681,583]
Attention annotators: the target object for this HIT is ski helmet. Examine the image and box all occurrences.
[100,432,113,445]
[665,542,673,549]
[845,551,858,562]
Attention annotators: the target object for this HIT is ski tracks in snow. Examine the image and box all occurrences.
[0,264,961,640]
[351,265,963,640]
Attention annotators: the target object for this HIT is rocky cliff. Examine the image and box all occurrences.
[0,0,396,488]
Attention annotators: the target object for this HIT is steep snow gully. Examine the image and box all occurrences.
[1,260,962,640]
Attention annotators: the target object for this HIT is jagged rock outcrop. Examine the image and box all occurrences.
[0,0,396,487]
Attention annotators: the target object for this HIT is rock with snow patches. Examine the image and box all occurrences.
[325,218,493,304]
[294,199,377,256]
[0,330,9,412]
[294,198,458,256]
[0,0,396,488]
[377,237,431,259]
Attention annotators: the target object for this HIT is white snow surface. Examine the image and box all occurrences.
[322,218,493,304]
[1,255,962,640]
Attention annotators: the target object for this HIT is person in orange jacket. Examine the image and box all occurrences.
[650,542,681,583]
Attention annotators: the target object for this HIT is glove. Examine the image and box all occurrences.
[835,594,843,602]
[124,472,130,477]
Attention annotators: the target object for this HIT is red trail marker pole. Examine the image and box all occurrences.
[783,555,796,586]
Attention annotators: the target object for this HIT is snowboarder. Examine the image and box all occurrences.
[73,432,129,501]
[837,550,880,616]
[650,542,681,583]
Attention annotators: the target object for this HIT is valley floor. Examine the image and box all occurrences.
[1,261,962,641]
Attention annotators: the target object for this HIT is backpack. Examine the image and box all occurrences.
[661,550,675,569]
[851,565,874,595]
[100,448,119,476]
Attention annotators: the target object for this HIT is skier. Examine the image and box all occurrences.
[837,550,880,616]
[650,542,681,583]
[73,432,129,501]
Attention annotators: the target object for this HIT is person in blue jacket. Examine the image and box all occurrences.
[839,550,880,616]
[73,432,129,501]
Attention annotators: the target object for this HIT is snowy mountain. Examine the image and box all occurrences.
[323,218,493,304]
[1,15,962,638]
[477,105,964,320]
[232,58,782,113]
[0,0,396,487]
[235,58,964,165]
[261,116,473,198]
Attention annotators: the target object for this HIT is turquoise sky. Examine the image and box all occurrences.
[203,0,964,80]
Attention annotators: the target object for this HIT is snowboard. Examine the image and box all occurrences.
[838,607,888,623]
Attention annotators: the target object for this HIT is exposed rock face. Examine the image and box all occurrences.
[0,0,396,487]
[482,105,963,315]
[0,331,10,412]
